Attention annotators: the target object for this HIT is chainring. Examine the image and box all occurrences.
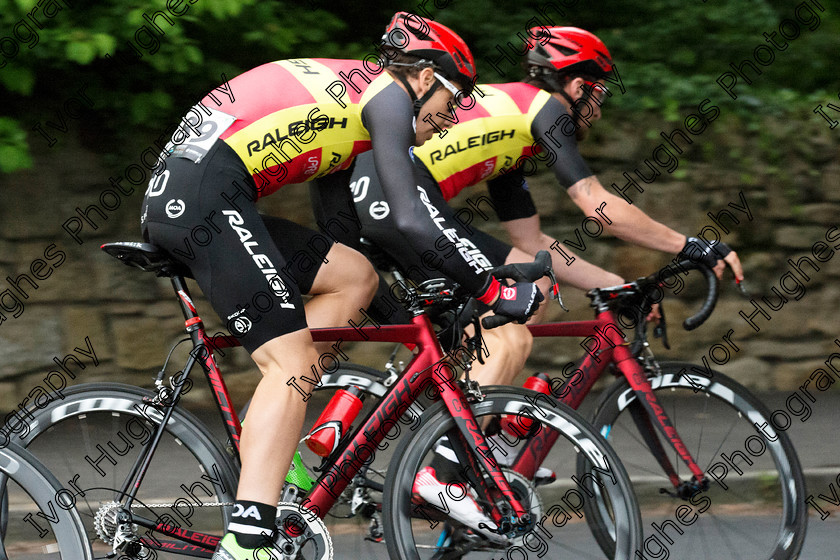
[274,502,333,560]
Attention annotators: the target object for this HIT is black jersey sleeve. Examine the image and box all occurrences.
[486,168,538,222]
[530,96,594,189]
[361,82,491,293]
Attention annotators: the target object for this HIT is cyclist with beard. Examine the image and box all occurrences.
[312,26,744,537]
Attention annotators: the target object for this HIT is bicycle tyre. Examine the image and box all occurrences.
[582,362,807,560]
[0,442,93,559]
[9,383,239,559]
[383,386,642,559]
[1,477,7,540]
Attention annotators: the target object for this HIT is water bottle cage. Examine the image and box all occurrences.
[312,426,356,473]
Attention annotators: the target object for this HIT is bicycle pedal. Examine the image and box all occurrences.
[364,534,384,543]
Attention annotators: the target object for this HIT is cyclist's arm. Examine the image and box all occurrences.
[568,175,744,280]
[502,215,623,290]
[530,99,685,254]
[362,84,491,293]
[567,176,686,253]
[486,169,622,288]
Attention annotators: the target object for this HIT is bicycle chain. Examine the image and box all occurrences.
[129,501,235,508]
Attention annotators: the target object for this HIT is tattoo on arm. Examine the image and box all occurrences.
[574,176,595,196]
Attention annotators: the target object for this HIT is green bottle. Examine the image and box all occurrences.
[285,450,314,492]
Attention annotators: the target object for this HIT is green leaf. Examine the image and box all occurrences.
[184,45,203,65]
[66,41,97,64]
[92,33,117,54]
[0,144,32,173]
[14,0,38,11]
[0,66,35,95]
[0,118,33,173]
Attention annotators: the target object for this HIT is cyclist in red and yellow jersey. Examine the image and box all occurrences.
[313,27,745,515]
[140,13,541,559]
[322,25,744,376]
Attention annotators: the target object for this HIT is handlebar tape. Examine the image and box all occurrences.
[489,250,552,283]
[481,313,514,329]
[651,259,719,331]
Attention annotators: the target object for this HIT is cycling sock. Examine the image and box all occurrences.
[226,500,276,548]
[428,437,462,483]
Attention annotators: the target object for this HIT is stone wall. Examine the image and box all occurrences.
[1,110,838,413]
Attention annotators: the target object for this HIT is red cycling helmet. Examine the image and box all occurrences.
[382,12,477,95]
[526,26,613,90]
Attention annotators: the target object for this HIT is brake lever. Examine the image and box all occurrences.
[470,314,486,365]
[652,301,670,350]
[546,268,569,312]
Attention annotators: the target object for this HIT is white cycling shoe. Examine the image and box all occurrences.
[412,466,507,544]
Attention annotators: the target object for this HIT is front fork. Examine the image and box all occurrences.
[628,344,709,493]
[437,373,532,537]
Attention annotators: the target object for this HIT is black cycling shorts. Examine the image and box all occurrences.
[141,141,333,352]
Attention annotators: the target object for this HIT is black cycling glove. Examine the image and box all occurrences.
[477,276,544,324]
[679,236,732,269]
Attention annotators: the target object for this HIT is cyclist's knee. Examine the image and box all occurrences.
[314,243,378,301]
[251,328,319,376]
[504,324,533,364]
[343,253,378,307]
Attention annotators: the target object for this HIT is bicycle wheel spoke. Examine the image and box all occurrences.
[384,388,642,559]
[708,511,752,560]
[615,419,655,451]
[18,384,240,560]
[698,514,709,559]
[1,444,92,558]
[695,392,710,467]
[619,458,671,480]
[671,395,680,479]
[702,414,740,473]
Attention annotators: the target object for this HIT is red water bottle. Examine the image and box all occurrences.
[501,373,553,437]
[306,386,364,457]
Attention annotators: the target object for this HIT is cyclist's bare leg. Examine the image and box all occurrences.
[468,243,626,385]
[303,242,379,354]
[235,245,376,503]
[237,329,319,503]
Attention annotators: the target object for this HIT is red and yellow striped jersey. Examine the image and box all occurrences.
[204,58,395,198]
[412,83,552,200]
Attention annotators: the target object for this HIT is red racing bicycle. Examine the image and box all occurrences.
[4,243,643,560]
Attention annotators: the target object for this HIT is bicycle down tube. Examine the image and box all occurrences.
[513,312,706,485]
